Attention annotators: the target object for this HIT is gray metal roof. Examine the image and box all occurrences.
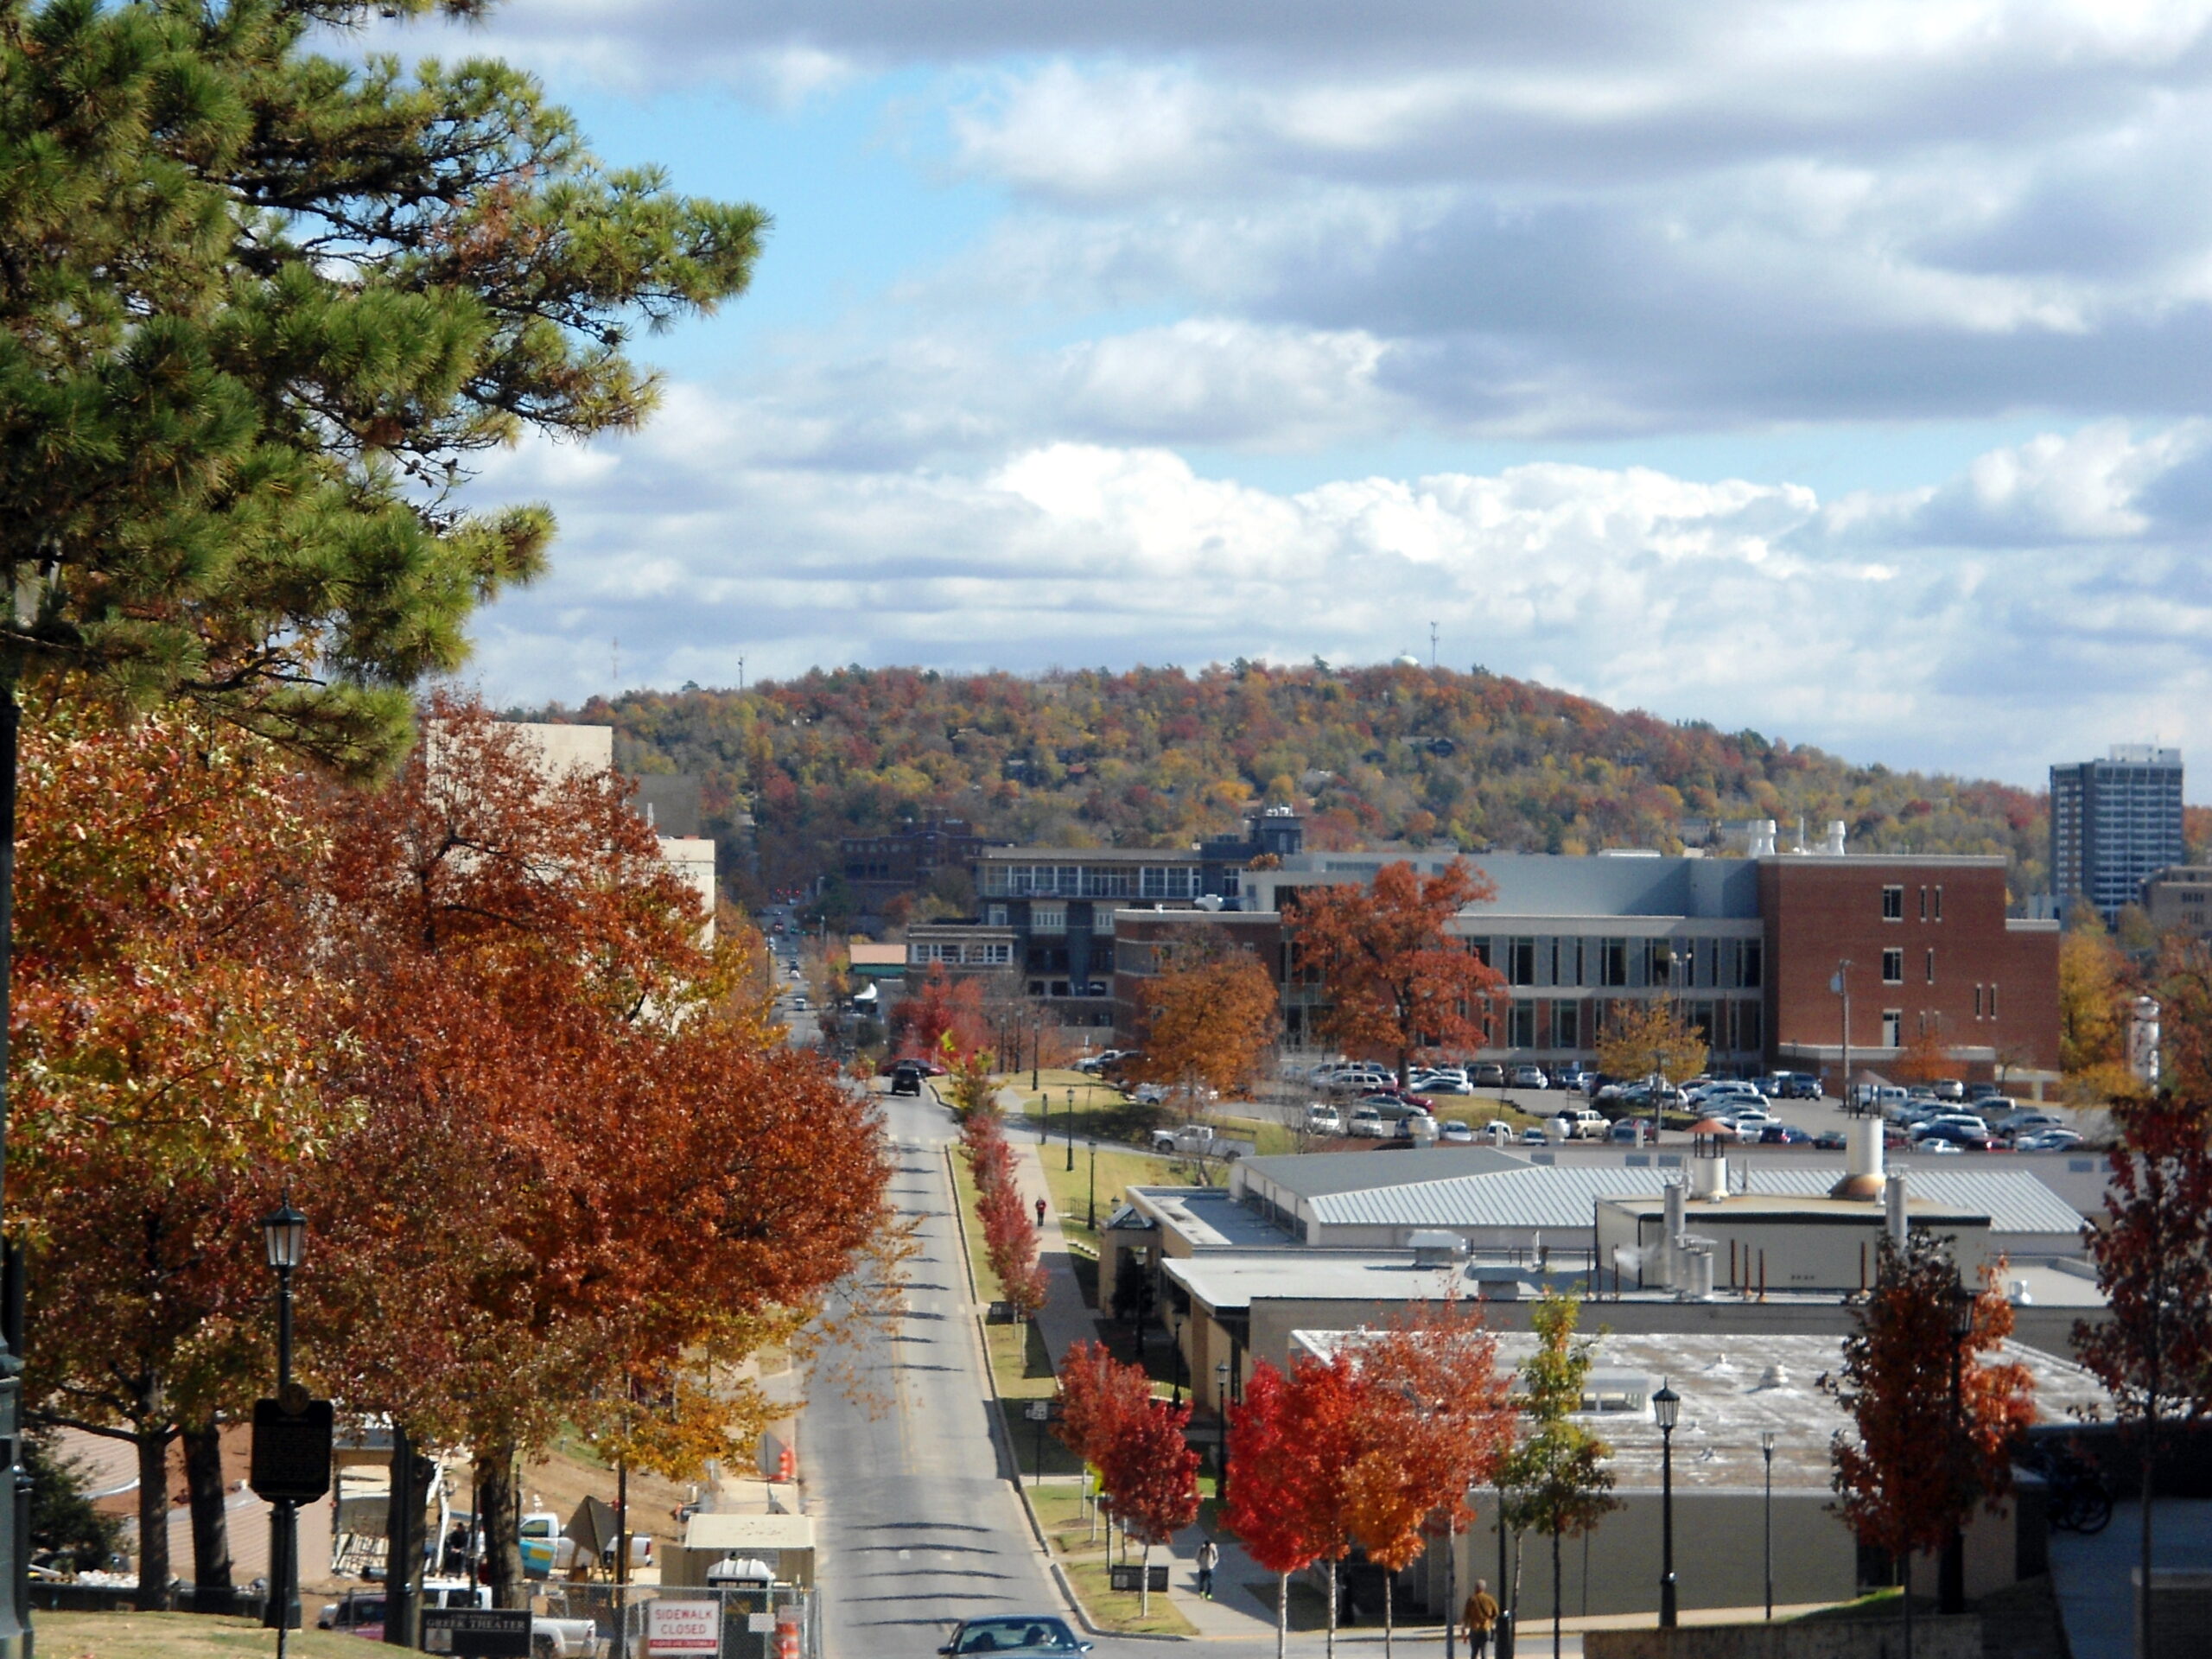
[1235,1147,1528,1201]
[1299,1163,2086,1237]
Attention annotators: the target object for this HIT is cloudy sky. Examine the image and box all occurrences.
[392,1,2212,788]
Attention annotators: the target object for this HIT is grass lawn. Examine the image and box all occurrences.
[1789,1589,1929,1623]
[1062,1560,1198,1637]
[37,1611,373,1658]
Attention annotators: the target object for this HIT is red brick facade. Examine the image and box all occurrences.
[1759,857,2059,1084]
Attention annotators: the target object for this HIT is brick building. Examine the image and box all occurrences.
[839,817,1005,910]
[1132,842,2063,1084]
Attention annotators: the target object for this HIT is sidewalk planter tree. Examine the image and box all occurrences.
[1498,1294,1618,1659]
[1056,1342,1154,1535]
[1826,1234,2036,1658]
[1099,1399,1200,1617]
[1225,1363,1320,1659]
[1288,861,1507,1084]
[2074,1095,2212,1659]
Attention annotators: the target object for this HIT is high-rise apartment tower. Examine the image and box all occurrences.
[2050,745,2184,924]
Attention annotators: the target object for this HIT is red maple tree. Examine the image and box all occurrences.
[1826,1234,2035,1643]
[2074,1094,2212,1658]
[1099,1398,1201,1615]
[1226,1363,1325,1659]
[1056,1341,1157,1535]
[893,962,991,1058]
[1287,860,1506,1082]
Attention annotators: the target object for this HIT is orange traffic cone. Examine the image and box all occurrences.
[776,1445,796,1482]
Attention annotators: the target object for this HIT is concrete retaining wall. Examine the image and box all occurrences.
[1585,1616,1981,1659]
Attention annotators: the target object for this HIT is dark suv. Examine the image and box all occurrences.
[888,1062,925,1096]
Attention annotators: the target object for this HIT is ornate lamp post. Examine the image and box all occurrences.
[1214,1362,1231,1485]
[1087,1139,1098,1231]
[1760,1430,1777,1620]
[1940,1280,1974,1614]
[260,1198,308,1647]
[1066,1087,1076,1172]
[1654,1382,1681,1628]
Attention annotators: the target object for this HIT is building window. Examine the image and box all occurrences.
[1509,938,1536,986]
[1601,938,1629,987]
[1882,1009,1903,1048]
[1551,1000,1580,1049]
[1918,886,1928,920]
[1882,886,1904,921]
[1737,1000,1763,1052]
[1990,982,1999,1018]
[1934,885,1943,922]
[1881,948,1904,984]
[1974,983,1984,1019]
[987,904,1007,927]
[982,942,1011,966]
[1742,938,1763,988]
[1033,904,1067,934]
[1509,1001,1535,1047]
[1925,948,1936,985]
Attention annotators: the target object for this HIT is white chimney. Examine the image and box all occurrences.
[1662,1181,1686,1289]
[1830,1117,1885,1200]
[1885,1172,1909,1247]
[1749,819,1777,857]
[1689,1154,1728,1201]
[1823,819,1847,855]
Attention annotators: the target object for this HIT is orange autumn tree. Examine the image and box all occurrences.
[1056,1342,1156,1537]
[1099,1397,1200,1617]
[305,698,888,1607]
[1825,1234,2035,1651]
[1135,938,1280,1111]
[10,689,336,1610]
[1342,1305,1517,1659]
[893,962,991,1058]
[1289,860,1505,1084]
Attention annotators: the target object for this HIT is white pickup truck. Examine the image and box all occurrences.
[1147,1123,1251,1160]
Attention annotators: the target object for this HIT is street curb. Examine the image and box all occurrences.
[943,1145,1189,1643]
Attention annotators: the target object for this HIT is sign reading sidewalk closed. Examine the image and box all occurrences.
[419,1608,530,1656]
[648,1600,720,1655]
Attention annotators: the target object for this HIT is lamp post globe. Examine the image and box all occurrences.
[1653,1382,1681,1629]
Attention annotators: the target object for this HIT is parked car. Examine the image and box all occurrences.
[1720,1107,1777,1134]
[1767,1071,1823,1100]
[1813,1131,1849,1151]
[1610,1116,1656,1144]
[1305,1104,1344,1135]
[1916,1122,1991,1150]
[1509,1065,1548,1090]
[1348,1107,1390,1138]
[2014,1128,2084,1152]
[1758,1125,1813,1146]
[1931,1079,1967,1101]
[1438,1120,1476,1143]
[1966,1082,2003,1100]
[1520,1124,1550,1145]
[1995,1109,2063,1136]
[1470,1062,1508,1087]
[1553,1108,1609,1140]
[1554,1065,1596,1093]
[939,1615,1093,1656]
[1920,1138,1966,1155]
[888,1061,926,1096]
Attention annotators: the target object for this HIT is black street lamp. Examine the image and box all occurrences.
[1214,1362,1231,1486]
[1087,1139,1098,1231]
[1495,1477,1515,1659]
[1065,1088,1076,1172]
[1170,1319,1185,1407]
[1654,1382,1681,1629]
[261,1196,308,1646]
[1940,1280,1974,1614]
[1760,1430,1777,1621]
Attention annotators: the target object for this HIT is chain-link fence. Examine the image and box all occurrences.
[535,1580,820,1659]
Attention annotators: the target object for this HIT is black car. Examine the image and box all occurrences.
[888,1061,925,1096]
[938,1614,1091,1655]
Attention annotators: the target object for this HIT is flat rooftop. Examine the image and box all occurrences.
[1288,1330,2110,1491]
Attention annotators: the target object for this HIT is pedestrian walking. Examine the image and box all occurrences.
[1195,1538,1219,1599]
[1462,1578,1500,1659]
[1034,1196,1048,1228]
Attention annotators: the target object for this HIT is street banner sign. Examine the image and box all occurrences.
[420,1608,530,1656]
[247,1397,334,1503]
[648,1600,720,1654]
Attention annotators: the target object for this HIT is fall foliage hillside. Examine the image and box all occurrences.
[519,662,2098,908]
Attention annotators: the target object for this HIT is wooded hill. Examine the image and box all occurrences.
[519,664,2120,915]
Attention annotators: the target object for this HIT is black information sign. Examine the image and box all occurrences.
[248,1397,334,1504]
[1109,1565,1169,1593]
[985,1300,1014,1324]
[419,1608,531,1656]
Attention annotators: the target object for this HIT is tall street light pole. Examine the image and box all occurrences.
[1087,1139,1098,1231]
[1940,1281,1974,1614]
[1831,960,1852,1110]
[1761,1430,1777,1620]
[1495,1478,1514,1659]
[261,1198,308,1652]
[1654,1382,1681,1629]
[1065,1088,1076,1172]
